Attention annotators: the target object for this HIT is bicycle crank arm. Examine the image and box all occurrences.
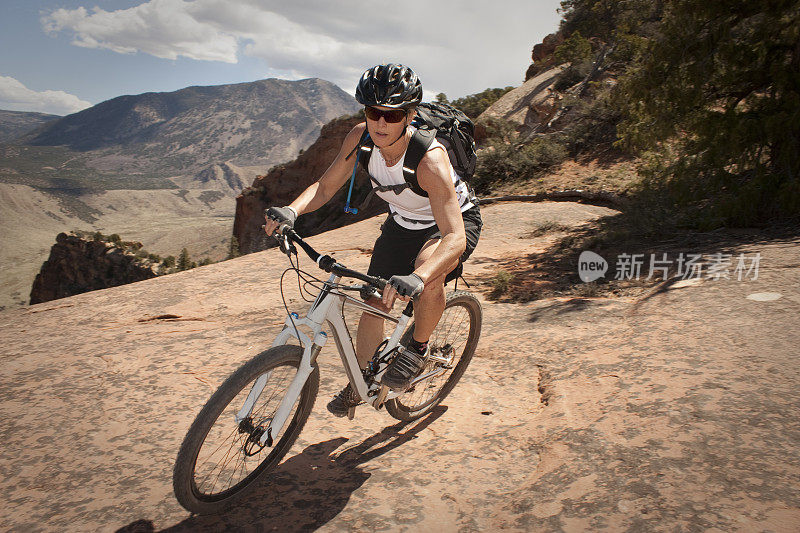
[426,354,453,365]
[373,384,390,410]
[409,366,450,387]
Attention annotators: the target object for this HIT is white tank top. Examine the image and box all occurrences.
[367,127,474,229]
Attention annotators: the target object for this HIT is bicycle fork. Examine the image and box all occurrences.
[234,331,327,448]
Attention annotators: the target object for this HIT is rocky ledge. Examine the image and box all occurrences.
[29,232,158,304]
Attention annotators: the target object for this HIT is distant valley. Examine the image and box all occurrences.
[0,77,360,310]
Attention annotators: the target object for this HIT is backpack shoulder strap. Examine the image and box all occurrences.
[357,127,374,169]
[402,128,436,198]
[343,127,375,215]
[345,125,374,167]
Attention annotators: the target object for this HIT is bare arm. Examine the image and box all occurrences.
[413,147,466,283]
[264,123,365,233]
[289,123,366,214]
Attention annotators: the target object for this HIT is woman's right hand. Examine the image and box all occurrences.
[264,206,297,236]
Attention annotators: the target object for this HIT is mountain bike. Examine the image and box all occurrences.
[172,225,482,514]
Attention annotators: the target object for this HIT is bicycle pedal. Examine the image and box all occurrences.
[346,406,356,420]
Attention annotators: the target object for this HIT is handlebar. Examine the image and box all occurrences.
[274,225,388,292]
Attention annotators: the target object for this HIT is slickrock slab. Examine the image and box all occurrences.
[1,202,798,532]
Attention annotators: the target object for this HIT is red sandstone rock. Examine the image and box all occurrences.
[526,31,565,80]
[29,232,158,304]
[233,114,386,255]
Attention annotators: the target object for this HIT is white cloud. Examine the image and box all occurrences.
[0,75,92,115]
[42,0,239,63]
[41,0,563,98]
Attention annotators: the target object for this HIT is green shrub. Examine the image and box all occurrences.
[476,117,517,146]
[561,89,623,154]
[554,67,587,92]
[490,270,514,297]
[552,31,595,91]
[474,136,568,193]
[554,30,593,66]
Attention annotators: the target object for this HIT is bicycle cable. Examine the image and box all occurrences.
[279,239,310,347]
[278,236,338,346]
[276,230,384,348]
[279,270,302,347]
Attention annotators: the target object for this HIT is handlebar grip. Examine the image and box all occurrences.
[317,255,335,271]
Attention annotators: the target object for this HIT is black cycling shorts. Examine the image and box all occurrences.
[367,205,482,284]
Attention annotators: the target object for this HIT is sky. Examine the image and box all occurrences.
[0,0,563,116]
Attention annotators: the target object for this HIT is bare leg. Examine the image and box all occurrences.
[356,237,455,366]
[411,239,458,343]
[356,298,391,369]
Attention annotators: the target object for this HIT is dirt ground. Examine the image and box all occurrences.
[1,201,798,532]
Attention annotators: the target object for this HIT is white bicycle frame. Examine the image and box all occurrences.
[234,271,415,447]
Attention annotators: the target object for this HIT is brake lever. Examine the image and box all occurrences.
[276,229,297,256]
[359,284,383,301]
[261,224,297,256]
[281,236,297,256]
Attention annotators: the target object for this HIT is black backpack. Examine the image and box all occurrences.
[343,102,477,213]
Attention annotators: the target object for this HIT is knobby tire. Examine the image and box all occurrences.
[386,290,482,421]
[173,345,318,515]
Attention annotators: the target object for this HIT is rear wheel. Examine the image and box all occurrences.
[386,291,482,421]
[173,345,318,514]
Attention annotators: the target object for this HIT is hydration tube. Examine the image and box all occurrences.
[344,150,360,214]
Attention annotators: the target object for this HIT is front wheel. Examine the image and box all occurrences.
[386,290,482,421]
[173,345,318,515]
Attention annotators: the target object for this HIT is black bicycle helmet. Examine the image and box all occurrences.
[355,63,423,109]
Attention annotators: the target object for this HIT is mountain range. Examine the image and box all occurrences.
[0,77,360,310]
[6,77,359,192]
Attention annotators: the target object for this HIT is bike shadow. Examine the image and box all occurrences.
[117,405,447,533]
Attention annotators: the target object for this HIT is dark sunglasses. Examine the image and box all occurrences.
[364,106,407,123]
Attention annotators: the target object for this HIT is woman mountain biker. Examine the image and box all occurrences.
[264,63,482,417]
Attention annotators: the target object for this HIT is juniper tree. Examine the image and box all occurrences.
[177,248,192,271]
[615,0,800,226]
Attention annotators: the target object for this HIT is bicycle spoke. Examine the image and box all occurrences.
[396,299,476,412]
[204,432,244,494]
[189,361,302,498]
[196,423,242,476]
